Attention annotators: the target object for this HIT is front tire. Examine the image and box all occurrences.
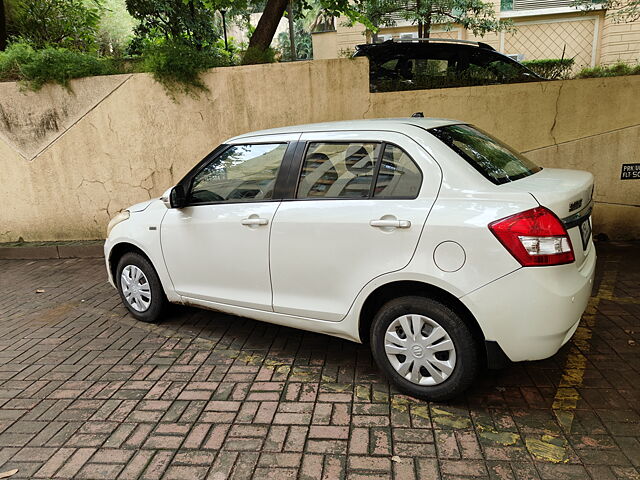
[370,296,480,401]
[116,252,167,323]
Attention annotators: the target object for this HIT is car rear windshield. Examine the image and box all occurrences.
[430,124,542,184]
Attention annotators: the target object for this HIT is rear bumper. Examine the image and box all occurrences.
[461,245,596,362]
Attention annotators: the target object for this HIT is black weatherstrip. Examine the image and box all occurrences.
[271,141,300,199]
[367,143,386,198]
[277,141,307,199]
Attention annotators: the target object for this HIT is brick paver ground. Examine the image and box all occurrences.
[0,242,638,479]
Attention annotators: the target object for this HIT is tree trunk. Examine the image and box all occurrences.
[423,7,432,38]
[0,0,7,51]
[189,0,202,50]
[248,0,289,51]
[287,2,296,61]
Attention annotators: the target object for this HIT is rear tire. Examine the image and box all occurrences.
[116,252,167,323]
[370,296,480,401]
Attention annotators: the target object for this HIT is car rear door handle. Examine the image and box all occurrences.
[241,217,269,226]
[370,219,411,229]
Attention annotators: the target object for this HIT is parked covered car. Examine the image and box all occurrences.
[105,118,595,400]
[354,38,544,91]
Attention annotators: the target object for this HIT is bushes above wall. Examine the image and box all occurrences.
[576,61,640,78]
[0,40,242,95]
[142,41,233,97]
[521,58,575,79]
[0,42,124,89]
[2,40,640,96]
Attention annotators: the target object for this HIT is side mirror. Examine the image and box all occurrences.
[161,185,187,209]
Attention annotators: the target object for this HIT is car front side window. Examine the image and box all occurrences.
[188,143,287,204]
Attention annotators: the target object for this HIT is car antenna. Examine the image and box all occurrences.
[411,112,424,117]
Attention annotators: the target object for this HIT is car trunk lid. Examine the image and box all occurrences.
[502,168,595,267]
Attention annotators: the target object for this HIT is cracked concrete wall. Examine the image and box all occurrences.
[0,59,638,241]
[0,75,133,160]
[0,59,370,242]
[369,75,640,240]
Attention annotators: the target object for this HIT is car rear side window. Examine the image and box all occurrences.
[374,144,422,198]
[430,124,541,185]
[297,143,380,199]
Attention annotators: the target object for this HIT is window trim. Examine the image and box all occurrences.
[289,140,423,201]
[182,141,295,207]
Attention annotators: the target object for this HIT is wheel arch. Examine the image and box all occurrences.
[108,242,155,283]
[358,280,487,362]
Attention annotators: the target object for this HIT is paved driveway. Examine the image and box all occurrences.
[0,243,638,479]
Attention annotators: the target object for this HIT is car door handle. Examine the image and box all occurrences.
[241,217,269,226]
[370,219,411,228]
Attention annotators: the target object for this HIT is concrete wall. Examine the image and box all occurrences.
[369,75,640,240]
[0,58,638,242]
[311,31,338,60]
[0,60,370,242]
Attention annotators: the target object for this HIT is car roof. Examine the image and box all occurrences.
[227,117,462,142]
[357,41,490,52]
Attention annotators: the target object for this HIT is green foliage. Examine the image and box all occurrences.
[277,19,312,60]
[142,40,232,97]
[125,0,223,50]
[96,0,138,56]
[0,40,33,79]
[343,0,512,37]
[241,45,276,64]
[213,37,242,64]
[0,41,118,88]
[500,0,513,10]
[522,58,575,79]
[0,38,235,95]
[12,0,101,51]
[575,61,640,78]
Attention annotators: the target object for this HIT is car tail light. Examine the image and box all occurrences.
[488,207,574,266]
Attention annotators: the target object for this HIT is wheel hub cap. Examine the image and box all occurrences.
[120,265,151,312]
[384,314,457,386]
[411,344,424,358]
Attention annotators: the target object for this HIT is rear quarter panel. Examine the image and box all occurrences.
[402,127,538,295]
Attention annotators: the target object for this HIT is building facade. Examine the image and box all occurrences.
[312,2,640,69]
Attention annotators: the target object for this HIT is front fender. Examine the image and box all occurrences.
[104,200,182,303]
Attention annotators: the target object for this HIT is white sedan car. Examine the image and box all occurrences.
[105,118,596,400]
